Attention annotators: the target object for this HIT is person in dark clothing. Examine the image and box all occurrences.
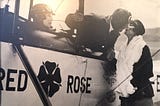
[115,19,154,106]
[65,8,131,58]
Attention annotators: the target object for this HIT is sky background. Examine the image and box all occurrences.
[85,0,160,28]
[0,0,160,28]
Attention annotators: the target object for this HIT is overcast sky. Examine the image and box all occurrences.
[1,0,160,28]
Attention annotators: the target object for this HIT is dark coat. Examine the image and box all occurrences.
[65,14,121,53]
[130,45,154,100]
[77,15,110,52]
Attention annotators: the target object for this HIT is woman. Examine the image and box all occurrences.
[114,19,154,106]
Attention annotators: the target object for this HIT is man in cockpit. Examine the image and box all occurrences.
[29,3,55,32]
[22,3,74,51]
[21,3,56,46]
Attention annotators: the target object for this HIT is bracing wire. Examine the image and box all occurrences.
[54,0,65,13]
[7,0,10,4]
[111,48,160,92]
[78,59,88,106]
[96,48,160,105]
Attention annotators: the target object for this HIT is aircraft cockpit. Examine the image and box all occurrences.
[0,0,113,61]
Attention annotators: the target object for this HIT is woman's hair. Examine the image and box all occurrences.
[111,8,131,30]
[130,19,145,35]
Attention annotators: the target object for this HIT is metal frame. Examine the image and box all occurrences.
[11,0,52,105]
[14,45,52,106]
[0,0,85,105]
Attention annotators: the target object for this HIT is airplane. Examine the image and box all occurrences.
[0,0,160,106]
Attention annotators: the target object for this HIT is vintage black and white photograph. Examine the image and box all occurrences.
[0,0,160,106]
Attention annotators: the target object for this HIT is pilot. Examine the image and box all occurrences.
[21,3,75,52]
[29,3,55,32]
[21,3,56,44]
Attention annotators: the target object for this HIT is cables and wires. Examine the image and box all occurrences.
[108,48,160,97]
[78,59,88,106]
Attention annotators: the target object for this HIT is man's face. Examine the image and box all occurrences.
[119,24,128,32]
[43,13,53,28]
[119,16,132,32]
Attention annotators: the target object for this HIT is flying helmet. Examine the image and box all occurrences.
[30,4,54,22]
